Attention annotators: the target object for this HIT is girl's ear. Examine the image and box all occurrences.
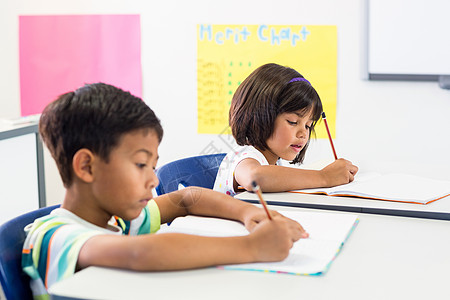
[72,149,95,183]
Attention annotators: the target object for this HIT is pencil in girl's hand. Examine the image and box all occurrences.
[251,181,272,220]
[321,112,338,160]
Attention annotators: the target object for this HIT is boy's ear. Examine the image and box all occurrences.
[72,149,95,183]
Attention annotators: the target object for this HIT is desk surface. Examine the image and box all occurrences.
[0,122,38,140]
[237,190,450,220]
[49,207,450,300]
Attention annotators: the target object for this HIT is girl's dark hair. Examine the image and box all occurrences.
[229,63,323,164]
[39,83,163,187]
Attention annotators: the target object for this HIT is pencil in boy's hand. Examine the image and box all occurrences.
[321,112,338,160]
[251,181,272,220]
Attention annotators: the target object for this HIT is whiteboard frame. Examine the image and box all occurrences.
[367,0,450,81]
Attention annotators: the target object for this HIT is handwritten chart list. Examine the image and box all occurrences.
[197,24,337,138]
[197,59,254,135]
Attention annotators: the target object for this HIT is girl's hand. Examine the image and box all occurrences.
[320,158,359,187]
[247,214,307,262]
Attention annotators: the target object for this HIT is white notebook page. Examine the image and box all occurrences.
[158,210,358,275]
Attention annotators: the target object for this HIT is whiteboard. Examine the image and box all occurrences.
[368,0,450,79]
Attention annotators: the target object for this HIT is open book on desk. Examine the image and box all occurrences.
[158,210,358,276]
[291,172,450,205]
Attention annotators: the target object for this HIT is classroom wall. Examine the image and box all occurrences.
[1,0,449,206]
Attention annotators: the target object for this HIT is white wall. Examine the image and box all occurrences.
[1,0,449,205]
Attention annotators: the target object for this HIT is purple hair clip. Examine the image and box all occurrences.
[288,77,310,85]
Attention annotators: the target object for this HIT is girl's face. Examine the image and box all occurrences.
[262,110,313,164]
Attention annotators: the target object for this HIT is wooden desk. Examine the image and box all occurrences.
[237,191,450,220]
[49,207,450,300]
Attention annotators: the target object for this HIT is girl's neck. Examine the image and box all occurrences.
[257,146,279,165]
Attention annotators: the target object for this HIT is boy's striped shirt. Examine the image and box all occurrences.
[22,200,160,299]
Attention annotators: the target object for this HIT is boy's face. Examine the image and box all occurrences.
[92,128,160,221]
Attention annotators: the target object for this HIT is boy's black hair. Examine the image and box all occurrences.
[229,63,323,164]
[39,83,163,187]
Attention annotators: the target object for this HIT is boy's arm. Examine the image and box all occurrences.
[234,157,359,192]
[77,188,308,271]
[153,186,275,226]
[77,213,300,271]
[155,187,308,235]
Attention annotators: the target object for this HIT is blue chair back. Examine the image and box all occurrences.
[155,153,226,195]
[0,204,60,300]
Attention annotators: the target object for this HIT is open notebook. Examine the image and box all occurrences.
[158,210,358,276]
[291,172,450,205]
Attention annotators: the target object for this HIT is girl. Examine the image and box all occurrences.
[213,63,358,196]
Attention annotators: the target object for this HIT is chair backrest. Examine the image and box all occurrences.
[0,204,60,300]
[155,153,226,195]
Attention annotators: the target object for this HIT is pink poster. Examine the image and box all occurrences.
[19,15,142,116]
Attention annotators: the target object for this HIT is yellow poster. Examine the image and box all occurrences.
[197,24,337,138]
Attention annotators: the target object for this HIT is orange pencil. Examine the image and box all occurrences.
[322,112,338,160]
[251,181,272,220]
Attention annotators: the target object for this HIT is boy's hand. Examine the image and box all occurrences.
[242,208,309,238]
[320,158,358,187]
[247,214,307,262]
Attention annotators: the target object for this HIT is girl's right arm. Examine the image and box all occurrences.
[234,157,358,193]
[76,214,298,271]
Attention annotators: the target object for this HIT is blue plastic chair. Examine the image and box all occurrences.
[155,153,226,195]
[0,204,60,300]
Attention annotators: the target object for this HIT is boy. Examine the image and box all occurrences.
[22,83,308,297]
